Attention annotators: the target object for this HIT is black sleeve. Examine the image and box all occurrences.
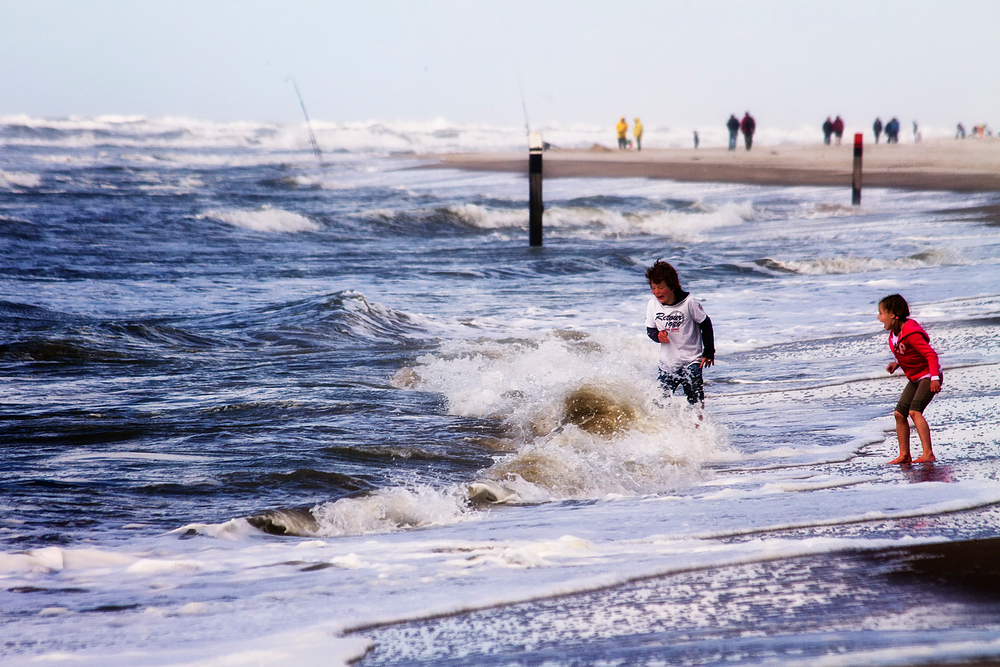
[646,327,660,343]
[698,316,715,359]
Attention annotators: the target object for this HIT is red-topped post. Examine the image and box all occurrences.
[852,133,863,205]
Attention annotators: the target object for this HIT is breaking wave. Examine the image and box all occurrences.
[199,206,320,233]
[232,329,731,539]
[0,170,42,189]
[369,201,752,240]
[395,330,730,500]
[754,249,956,275]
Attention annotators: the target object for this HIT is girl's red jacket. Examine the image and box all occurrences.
[890,319,941,382]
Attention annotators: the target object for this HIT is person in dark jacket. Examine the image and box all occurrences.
[726,115,740,150]
[873,117,883,143]
[832,116,845,145]
[740,112,756,150]
[886,118,900,144]
[822,117,834,145]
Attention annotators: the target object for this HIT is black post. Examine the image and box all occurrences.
[852,133,863,206]
[529,133,543,246]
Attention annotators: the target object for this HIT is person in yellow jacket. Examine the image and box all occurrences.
[616,117,628,149]
[634,118,644,151]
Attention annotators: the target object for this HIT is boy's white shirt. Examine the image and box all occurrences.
[645,294,707,372]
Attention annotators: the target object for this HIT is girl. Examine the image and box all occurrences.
[877,294,942,464]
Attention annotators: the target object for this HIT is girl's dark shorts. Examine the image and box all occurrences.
[895,378,936,415]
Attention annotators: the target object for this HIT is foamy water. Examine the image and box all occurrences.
[2,115,1000,666]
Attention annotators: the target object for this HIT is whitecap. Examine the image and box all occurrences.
[199,206,320,233]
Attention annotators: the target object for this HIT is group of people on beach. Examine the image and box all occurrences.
[819,117,904,144]
[872,117,901,143]
[822,116,845,145]
[645,260,941,465]
[621,114,993,150]
[616,112,758,151]
[956,123,992,139]
[616,117,643,151]
[726,113,756,151]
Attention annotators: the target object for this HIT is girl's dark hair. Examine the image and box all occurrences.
[645,259,681,292]
[879,294,910,321]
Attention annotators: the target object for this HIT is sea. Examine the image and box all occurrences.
[2,115,1000,666]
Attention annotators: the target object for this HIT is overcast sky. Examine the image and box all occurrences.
[2,0,997,130]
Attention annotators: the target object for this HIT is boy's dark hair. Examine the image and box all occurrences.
[645,259,681,292]
[879,294,910,321]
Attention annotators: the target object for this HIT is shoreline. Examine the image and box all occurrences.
[413,139,1000,192]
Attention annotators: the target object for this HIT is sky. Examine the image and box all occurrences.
[2,0,998,131]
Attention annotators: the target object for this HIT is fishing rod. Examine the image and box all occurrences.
[516,70,531,139]
[286,76,323,163]
[517,71,552,150]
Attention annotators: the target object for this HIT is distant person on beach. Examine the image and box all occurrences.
[645,260,715,407]
[616,117,628,149]
[913,120,921,143]
[726,115,740,150]
[822,117,834,145]
[877,294,942,465]
[740,112,756,150]
[693,130,699,149]
[873,117,883,143]
[832,116,845,145]
[885,118,900,144]
[956,123,966,139]
[634,118,643,151]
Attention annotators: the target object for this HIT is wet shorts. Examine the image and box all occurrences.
[658,361,704,405]
[895,377,936,415]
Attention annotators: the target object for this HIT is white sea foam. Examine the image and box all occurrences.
[756,248,957,275]
[0,170,41,188]
[445,203,526,229]
[311,486,471,537]
[399,330,732,499]
[427,201,752,240]
[199,206,320,232]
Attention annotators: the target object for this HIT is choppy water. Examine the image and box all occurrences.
[2,117,1000,666]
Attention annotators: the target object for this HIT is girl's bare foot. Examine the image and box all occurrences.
[888,454,912,464]
[913,454,936,463]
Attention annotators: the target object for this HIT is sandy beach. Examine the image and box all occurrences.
[418,138,1000,192]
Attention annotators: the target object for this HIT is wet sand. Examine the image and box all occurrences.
[357,537,1000,665]
[416,139,1000,192]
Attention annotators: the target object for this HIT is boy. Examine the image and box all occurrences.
[645,260,715,406]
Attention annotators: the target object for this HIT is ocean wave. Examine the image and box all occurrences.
[369,201,752,239]
[198,206,320,233]
[396,330,731,500]
[208,291,426,345]
[310,486,470,537]
[0,339,132,363]
[753,248,956,275]
[246,329,732,539]
[0,170,42,189]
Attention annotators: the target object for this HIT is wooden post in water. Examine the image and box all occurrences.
[528,132,543,246]
[852,133,863,205]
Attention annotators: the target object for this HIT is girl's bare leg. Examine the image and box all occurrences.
[888,410,912,464]
[909,410,936,463]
